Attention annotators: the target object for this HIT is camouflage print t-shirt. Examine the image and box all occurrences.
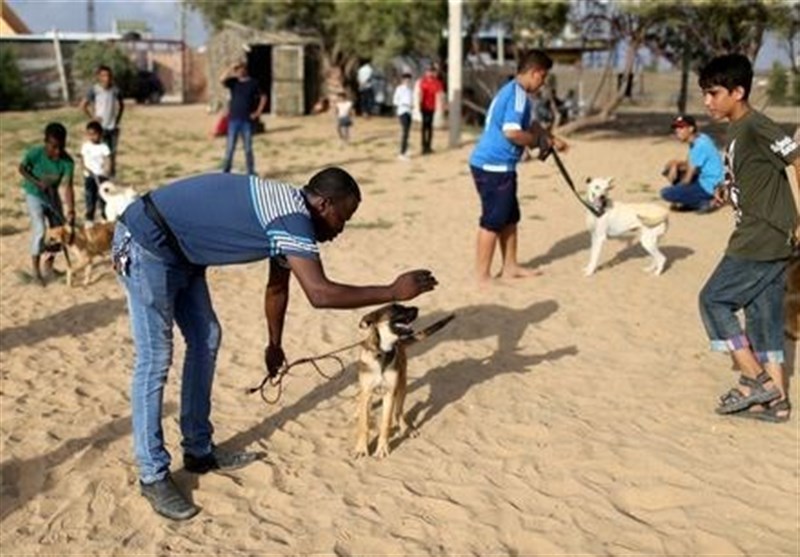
[723,110,799,261]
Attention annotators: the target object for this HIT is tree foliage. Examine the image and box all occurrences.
[186,0,446,71]
[0,47,31,111]
[72,41,137,96]
[767,61,788,104]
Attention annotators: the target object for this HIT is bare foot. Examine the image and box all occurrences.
[498,266,542,279]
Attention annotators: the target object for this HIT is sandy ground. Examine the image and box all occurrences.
[0,103,798,555]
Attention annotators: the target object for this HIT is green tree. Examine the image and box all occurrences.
[643,0,780,112]
[72,41,137,97]
[0,47,30,111]
[767,61,788,105]
[186,0,447,97]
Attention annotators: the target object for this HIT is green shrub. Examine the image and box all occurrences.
[72,42,137,97]
[0,48,31,111]
[791,74,800,106]
[766,62,788,105]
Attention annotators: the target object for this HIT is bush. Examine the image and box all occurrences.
[72,41,137,97]
[766,61,788,105]
[792,74,800,106]
[0,48,31,111]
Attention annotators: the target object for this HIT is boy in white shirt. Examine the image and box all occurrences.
[393,72,413,160]
[334,92,354,145]
[80,121,111,222]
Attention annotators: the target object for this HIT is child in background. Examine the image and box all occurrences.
[18,122,76,286]
[393,72,413,161]
[80,120,111,223]
[335,92,353,145]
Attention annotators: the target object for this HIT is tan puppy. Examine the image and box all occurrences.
[354,305,454,459]
[43,222,115,286]
[355,304,418,459]
[786,257,800,340]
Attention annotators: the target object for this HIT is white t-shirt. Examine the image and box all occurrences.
[393,83,413,116]
[80,141,111,177]
[336,100,353,119]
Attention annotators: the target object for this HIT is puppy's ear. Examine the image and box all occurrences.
[359,308,381,329]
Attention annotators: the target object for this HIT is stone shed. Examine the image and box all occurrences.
[207,20,322,116]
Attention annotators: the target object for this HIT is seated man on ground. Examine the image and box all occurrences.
[660,114,724,213]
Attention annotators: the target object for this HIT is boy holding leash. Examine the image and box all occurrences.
[468,49,567,284]
[18,122,76,286]
[698,53,800,423]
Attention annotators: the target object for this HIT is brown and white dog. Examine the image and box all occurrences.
[98,181,138,222]
[43,222,115,286]
[354,304,453,459]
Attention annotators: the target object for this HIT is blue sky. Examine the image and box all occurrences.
[8,0,209,46]
[8,0,797,70]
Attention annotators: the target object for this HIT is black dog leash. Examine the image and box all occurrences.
[547,149,604,217]
[247,340,365,405]
[248,314,456,406]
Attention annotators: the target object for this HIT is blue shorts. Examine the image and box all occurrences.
[470,166,520,232]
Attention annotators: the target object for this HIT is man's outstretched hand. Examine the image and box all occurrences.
[391,269,438,301]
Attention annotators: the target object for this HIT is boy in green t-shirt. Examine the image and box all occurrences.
[18,122,76,286]
[698,54,800,423]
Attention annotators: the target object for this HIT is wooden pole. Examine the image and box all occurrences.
[52,29,70,104]
[447,0,462,149]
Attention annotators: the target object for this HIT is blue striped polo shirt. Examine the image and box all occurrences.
[469,79,532,173]
[122,173,319,266]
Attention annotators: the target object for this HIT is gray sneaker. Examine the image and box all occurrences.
[140,474,199,521]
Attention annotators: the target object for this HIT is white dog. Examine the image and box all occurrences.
[99,181,138,222]
[584,177,669,276]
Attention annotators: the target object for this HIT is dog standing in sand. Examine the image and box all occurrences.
[584,177,669,276]
[44,222,115,286]
[99,181,138,222]
[354,304,453,459]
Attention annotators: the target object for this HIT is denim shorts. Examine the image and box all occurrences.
[470,166,520,232]
[698,254,788,364]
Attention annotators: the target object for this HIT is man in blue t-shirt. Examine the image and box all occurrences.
[114,167,438,521]
[469,50,567,284]
[220,61,267,175]
[660,114,724,212]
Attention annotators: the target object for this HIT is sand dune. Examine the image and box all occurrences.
[0,104,797,555]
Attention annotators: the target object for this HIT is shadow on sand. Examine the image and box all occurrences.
[215,300,569,457]
[0,403,177,522]
[0,298,126,353]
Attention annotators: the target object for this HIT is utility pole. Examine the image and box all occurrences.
[179,2,187,103]
[87,0,96,33]
[447,0,462,149]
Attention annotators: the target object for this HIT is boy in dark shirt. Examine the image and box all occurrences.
[698,54,800,423]
[220,61,267,175]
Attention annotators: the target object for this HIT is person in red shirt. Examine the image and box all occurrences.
[418,64,444,154]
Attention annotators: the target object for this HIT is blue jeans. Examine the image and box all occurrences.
[398,113,411,155]
[113,223,222,483]
[660,182,713,210]
[25,192,63,255]
[699,254,787,364]
[102,128,119,177]
[222,118,254,175]
[84,174,107,221]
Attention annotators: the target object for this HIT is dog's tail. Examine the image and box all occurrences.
[401,314,455,347]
